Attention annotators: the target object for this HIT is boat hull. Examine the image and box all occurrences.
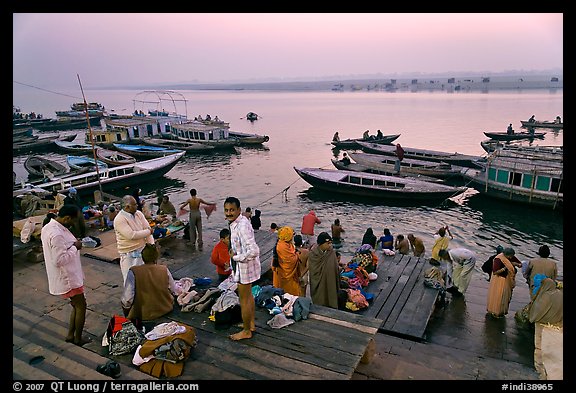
[483,131,546,141]
[520,120,563,129]
[295,167,466,200]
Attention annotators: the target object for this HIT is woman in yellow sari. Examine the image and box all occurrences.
[272,226,301,296]
[486,248,522,318]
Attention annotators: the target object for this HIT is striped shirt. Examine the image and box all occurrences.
[229,214,261,284]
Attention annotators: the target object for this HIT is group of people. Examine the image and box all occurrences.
[40,184,561,350]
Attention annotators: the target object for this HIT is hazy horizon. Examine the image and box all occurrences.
[13,13,563,89]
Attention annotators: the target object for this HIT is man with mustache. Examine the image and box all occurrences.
[224,196,261,341]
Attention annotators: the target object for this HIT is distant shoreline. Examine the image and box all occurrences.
[106,74,563,92]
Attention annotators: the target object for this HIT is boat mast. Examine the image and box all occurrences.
[77,74,103,196]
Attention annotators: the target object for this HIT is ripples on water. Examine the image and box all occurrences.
[13,89,563,279]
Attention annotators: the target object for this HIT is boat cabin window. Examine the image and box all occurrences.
[361,178,373,186]
[348,176,361,184]
[133,126,139,138]
[146,124,154,137]
[550,178,563,193]
[510,172,522,187]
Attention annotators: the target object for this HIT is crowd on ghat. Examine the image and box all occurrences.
[25,185,563,377]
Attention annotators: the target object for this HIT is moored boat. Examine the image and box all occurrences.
[356,141,482,168]
[294,167,467,200]
[480,140,563,161]
[461,154,563,210]
[169,122,238,149]
[112,143,185,158]
[330,158,444,183]
[141,137,216,153]
[66,155,108,172]
[14,151,185,197]
[24,155,68,178]
[348,151,463,179]
[227,130,270,146]
[54,140,94,153]
[96,147,137,166]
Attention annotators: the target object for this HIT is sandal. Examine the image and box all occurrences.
[96,360,121,379]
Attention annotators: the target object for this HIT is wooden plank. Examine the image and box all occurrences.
[385,258,435,336]
[362,254,412,320]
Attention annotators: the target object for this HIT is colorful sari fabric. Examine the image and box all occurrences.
[273,227,301,296]
[486,253,517,317]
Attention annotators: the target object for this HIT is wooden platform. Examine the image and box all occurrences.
[361,254,439,340]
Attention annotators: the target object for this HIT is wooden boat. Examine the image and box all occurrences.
[96,147,137,166]
[13,127,34,139]
[483,131,546,141]
[227,131,270,145]
[294,167,467,200]
[480,140,563,161]
[66,155,108,172]
[54,140,94,153]
[113,143,185,158]
[246,112,259,121]
[14,151,185,197]
[13,134,63,154]
[461,154,563,210]
[330,158,444,183]
[356,141,482,168]
[24,155,68,178]
[331,134,401,149]
[520,120,563,130]
[141,137,216,152]
[348,152,463,179]
[55,102,105,118]
[169,122,238,149]
[33,116,102,132]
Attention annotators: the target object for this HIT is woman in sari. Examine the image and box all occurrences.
[486,247,522,318]
[272,226,301,296]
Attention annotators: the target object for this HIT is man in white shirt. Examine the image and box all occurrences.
[41,204,90,346]
[114,195,155,284]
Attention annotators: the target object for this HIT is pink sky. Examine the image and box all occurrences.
[13,13,563,88]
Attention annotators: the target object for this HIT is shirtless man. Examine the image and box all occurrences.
[179,188,216,251]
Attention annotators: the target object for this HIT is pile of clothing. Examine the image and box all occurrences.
[132,321,197,378]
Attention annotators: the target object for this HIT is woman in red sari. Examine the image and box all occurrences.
[272,226,301,296]
[486,247,522,318]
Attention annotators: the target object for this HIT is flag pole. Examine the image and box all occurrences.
[77,74,103,196]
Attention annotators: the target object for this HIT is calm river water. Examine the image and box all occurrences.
[13,87,564,279]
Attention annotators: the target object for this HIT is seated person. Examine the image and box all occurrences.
[340,153,351,166]
[211,228,232,283]
[394,234,410,255]
[158,195,177,216]
[121,243,178,322]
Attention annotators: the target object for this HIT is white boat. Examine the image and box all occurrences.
[54,140,94,153]
[348,152,463,179]
[356,141,482,168]
[169,121,238,149]
[14,152,185,197]
[461,154,563,210]
[294,167,467,201]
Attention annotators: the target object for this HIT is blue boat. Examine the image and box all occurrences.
[112,143,184,158]
[66,155,108,172]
